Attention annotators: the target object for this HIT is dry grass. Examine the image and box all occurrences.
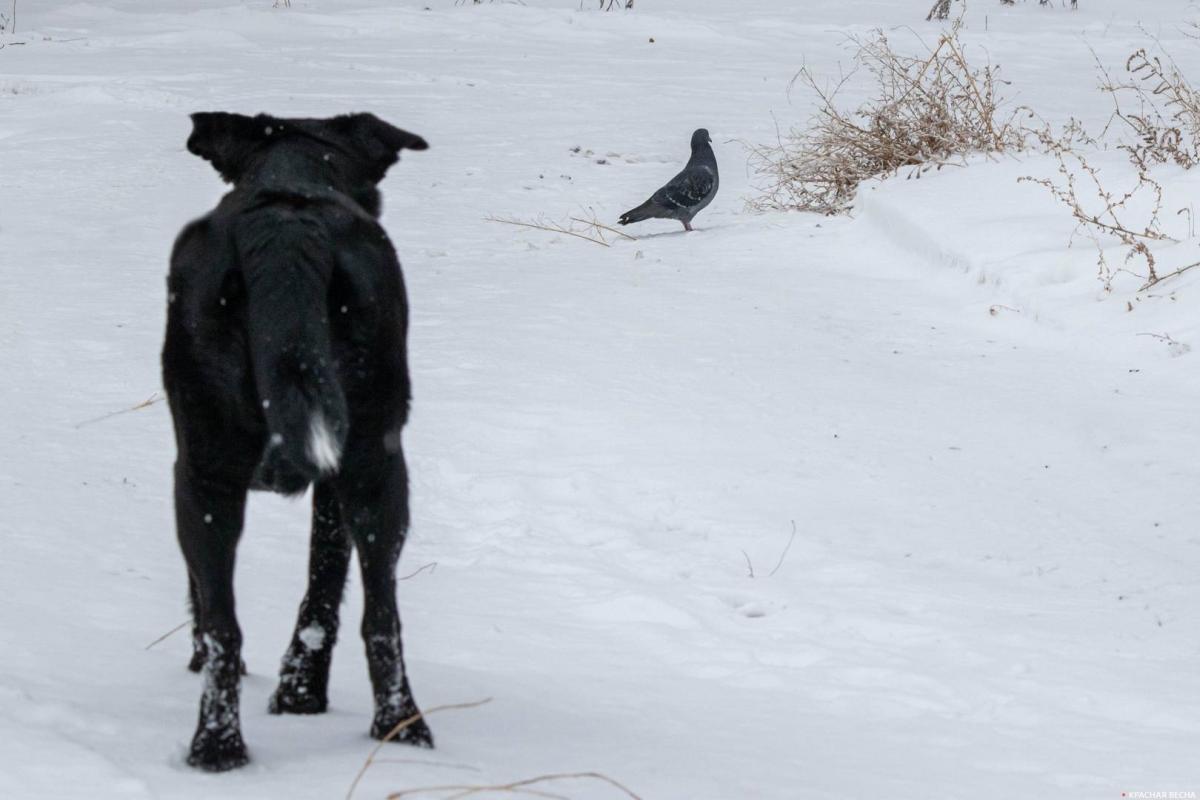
[385,771,644,800]
[345,697,643,800]
[748,22,1026,215]
[486,213,636,247]
[346,699,495,800]
[1020,122,1176,289]
[1099,46,1200,170]
[1020,40,1200,292]
[73,391,164,429]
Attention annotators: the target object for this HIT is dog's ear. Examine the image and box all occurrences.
[187,112,267,183]
[333,113,428,183]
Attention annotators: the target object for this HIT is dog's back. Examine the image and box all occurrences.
[164,113,425,496]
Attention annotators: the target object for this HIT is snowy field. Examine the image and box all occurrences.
[3,1,1200,798]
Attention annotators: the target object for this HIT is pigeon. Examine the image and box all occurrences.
[619,128,718,232]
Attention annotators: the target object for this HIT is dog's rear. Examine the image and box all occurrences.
[236,200,349,493]
[163,111,429,771]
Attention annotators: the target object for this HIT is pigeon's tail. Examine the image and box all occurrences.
[619,201,655,226]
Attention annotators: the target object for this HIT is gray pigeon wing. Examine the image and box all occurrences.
[651,165,716,214]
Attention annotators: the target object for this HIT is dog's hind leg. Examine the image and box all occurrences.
[270,480,352,715]
[174,462,251,772]
[341,451,432,748]
[186,573,206,673]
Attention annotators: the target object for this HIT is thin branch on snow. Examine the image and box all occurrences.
[347,698,494,800]
[767,521,799,578]
[385,770,645,800]
[397,562,438,581]
[144,620,190,651]
[744,521,799,578]
[486,213,636,247]
[569,216,637,241]
[74,391,164,429]
[1139,260,1200,291]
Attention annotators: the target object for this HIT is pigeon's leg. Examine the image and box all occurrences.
[683,220,694,232]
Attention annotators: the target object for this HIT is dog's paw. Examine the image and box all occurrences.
[268,684,328,715]
[187,728,249,772]
[371,714,434,748]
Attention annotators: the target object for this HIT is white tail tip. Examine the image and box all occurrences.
[307,412,342,474]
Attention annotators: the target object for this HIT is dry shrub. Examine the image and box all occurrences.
[1020,120,1175,290]
[1021,41,1200,292]
[748,22,1026,215]
[1100,47,1200,170]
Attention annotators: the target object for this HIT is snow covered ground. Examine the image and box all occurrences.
[2,1,1199,798]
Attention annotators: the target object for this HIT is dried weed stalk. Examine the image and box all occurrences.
[347,699,494,800]
[486,212,635,247]
[74,391,164,429]
[386,770,644,800]
[1021,41,1200,291]
[749,22,1025,215]
[1099,46,1200,170]
[1019,124,1174,289]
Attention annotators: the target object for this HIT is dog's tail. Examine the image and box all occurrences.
[237,209,349,496]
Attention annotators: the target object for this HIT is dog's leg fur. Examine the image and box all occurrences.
[338,447,432,747]
[269,480,352,715]
[187,573,206,673]
[174,463,251,771]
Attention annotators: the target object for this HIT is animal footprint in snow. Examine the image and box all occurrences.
[721,593,772,619]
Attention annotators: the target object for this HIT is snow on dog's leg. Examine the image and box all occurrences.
[341,450,431,747]
[173,463,250,771]
[270,480,352,715]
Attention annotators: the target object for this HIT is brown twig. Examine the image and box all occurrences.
[386,770,645,800]
[74,392,164,429]
[398,562,438,581]
[568,217,637,242]
[485,216,611,247]
[767,521,798,578]
[1139,260,1200,291]
[347,698,494,800]
[144,619,190,651]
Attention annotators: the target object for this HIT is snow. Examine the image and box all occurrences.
[298,624,326,652]
[2,0,1199,798]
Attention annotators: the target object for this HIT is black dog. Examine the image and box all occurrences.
[162,111,429,771]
